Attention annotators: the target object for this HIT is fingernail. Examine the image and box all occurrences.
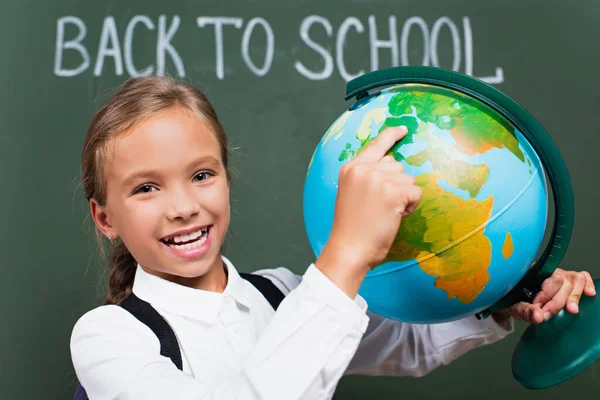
[544,312,552,321]
[570,301,579,313]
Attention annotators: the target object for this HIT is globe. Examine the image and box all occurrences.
[303,82,549,324]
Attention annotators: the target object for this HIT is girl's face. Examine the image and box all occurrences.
[92,107,230,289]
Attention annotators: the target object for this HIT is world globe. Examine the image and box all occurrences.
[303,78,549,324]
[302,67,600,390]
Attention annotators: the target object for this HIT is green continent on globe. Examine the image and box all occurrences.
[386,86,525,162]
[338,87,525,303]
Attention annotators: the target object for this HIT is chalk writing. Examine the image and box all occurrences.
[54,15,504,84]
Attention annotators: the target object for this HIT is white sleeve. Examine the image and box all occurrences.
[71,265,370,400]
[344,310,514,377]
[257,267,514,379]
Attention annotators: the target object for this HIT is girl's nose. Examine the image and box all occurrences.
[166,188,201,221]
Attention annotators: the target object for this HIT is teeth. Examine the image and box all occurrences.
[167,228,208,244]
[167,231,208,249]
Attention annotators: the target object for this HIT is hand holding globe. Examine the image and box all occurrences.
[500,267,595,324]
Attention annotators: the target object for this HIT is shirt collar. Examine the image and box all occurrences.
[131,256,252,324]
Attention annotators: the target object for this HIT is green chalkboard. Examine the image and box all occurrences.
[1,0,599,398]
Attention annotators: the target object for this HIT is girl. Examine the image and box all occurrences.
[71,76,595,400]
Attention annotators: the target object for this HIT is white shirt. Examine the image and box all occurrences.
[71,257,513,400]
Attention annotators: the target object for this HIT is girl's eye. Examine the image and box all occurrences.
[193,171,213,182]
[134,184,157,195]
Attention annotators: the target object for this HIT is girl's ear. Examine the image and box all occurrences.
[90,198,118,239]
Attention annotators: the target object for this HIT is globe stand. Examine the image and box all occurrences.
[511,279,600,389]
[342,66,600,389]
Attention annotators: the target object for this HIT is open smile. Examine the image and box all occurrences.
[160,225,213,259]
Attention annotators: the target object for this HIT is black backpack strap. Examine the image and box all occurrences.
[240,273,285,311]
[120,293,183,371]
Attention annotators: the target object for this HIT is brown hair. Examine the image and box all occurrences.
[81,76,230,305]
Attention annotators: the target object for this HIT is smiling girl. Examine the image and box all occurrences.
[71,76,595,400]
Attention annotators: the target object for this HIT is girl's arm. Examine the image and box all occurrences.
[256,267,513,379]
[345,311,513,377]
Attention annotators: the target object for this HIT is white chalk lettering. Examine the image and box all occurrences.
[463,17,473,77]
[401,17,429,66]
[53,14,506,84]
[54,16,90,77]
[295,15,334,80]
[241,17,274,77]
[158,15,185,77]
[94,17,124,77]
[197,17,243,80]
[336,17,365,82]
[430,17,461,72]
[462,17,504,84]
[368,15,399,71]
[124,15,155,77]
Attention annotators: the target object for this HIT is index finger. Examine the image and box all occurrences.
[354,126,408,163]
[581,271,596,295]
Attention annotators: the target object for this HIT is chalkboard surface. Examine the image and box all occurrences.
[1,1,599,398]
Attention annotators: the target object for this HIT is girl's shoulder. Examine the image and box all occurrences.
[251,266,304,296]
[70,304,160,353]
[70,305,171,398]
